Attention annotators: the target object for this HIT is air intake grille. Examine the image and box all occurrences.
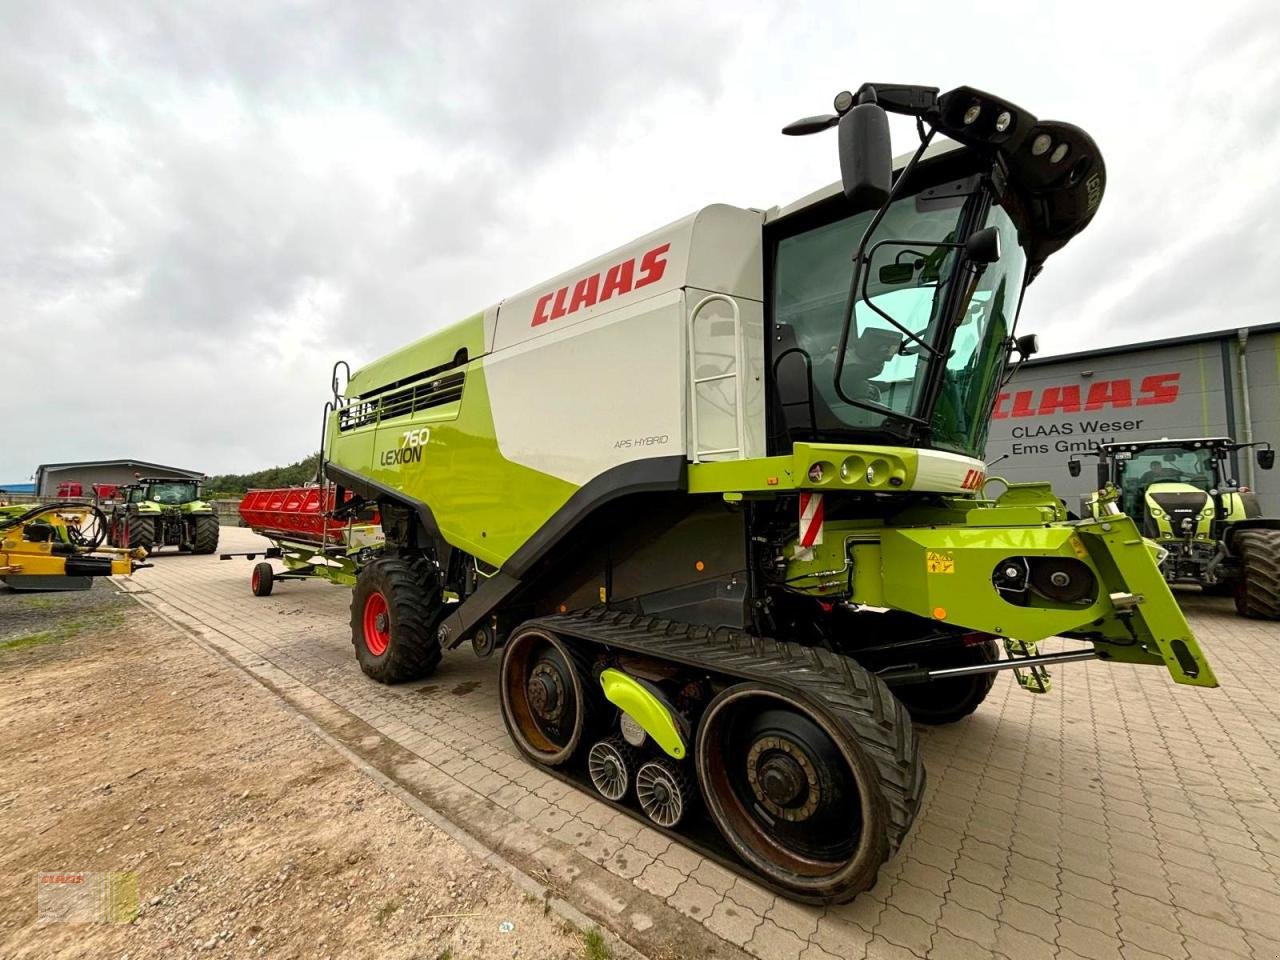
[338,372,465,432]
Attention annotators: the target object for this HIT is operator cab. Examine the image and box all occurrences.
[1080,437,1274,535]
[764,84,1105,462]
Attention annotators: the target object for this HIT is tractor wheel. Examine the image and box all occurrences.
[1234,530,1280,620]
[349,557,443,683]
[124,517,155,555]
[251,562,274,597]
[192,515,220,554]
[891,639,999,725]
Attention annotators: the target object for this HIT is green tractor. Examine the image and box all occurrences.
[1071,437,1279,618]
[321,82,1217,903]
[106,477,220,555]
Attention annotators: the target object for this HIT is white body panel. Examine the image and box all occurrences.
[486,205,766,485]
[913,449,987,492]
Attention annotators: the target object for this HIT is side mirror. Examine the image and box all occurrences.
[1068,459,1082,478]
[839,98,892,208]
[1258,448,1275,470]
[964,226,1002,265]
[877,262,916,285]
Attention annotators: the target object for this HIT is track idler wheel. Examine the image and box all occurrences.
[587,737,636,801]
[500,627,598,767]
[696,683,890,900]
[636,758,692,829]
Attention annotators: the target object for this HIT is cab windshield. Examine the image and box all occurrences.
[771,182,1026,458]
[140,482,199,504]
[1117,447,1216,509]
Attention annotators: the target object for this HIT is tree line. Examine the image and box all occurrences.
[204,454,321,498]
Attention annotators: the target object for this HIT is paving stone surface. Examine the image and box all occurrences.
[126,527,1280,959]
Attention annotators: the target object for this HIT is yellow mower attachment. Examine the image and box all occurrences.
[0,502,145,592]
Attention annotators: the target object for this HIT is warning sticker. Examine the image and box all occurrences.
[926,551,955,574]
[1068,536,1089,559]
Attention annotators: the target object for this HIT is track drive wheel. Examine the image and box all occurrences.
[193,515,220,554]
[891,639,999,725]
[1234,530,1280,619]
[696,675,919,903]
[251,562,275,597]
[500,627,599,767]
[349,557,444,683]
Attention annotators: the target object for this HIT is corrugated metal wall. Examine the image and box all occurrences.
[986,327,1280,516]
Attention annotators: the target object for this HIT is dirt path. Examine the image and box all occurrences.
[0,585,593,960]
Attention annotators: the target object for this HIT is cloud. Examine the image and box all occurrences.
[3,0,1277,481]
[1,1,735,478]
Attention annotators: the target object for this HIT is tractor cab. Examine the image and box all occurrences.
[1074,438,1273,538]
[128,478,202,506]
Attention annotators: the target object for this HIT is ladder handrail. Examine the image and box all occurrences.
[687,294,746,463]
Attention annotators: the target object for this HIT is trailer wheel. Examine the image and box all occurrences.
[193,515,220,554]
[350,557,443,683]
[891,639,999,725]
[1234,530,1280,620]
[251,562,274,597]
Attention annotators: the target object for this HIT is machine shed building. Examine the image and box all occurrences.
[985,322,1280,516]
[33,460,204,497]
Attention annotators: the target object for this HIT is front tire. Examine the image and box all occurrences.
[1234,530,1280,620]
[349,557,444,683]
[891,640,999,725]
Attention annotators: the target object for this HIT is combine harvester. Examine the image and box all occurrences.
[318,82,1217,902]
[1,501,145,590]
[226,485,381,596]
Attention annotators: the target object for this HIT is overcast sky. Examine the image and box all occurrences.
[5,1,1278,481]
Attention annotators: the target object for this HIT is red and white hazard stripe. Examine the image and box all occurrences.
[799,492,824,548]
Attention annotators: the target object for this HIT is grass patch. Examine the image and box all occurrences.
[582,927,612,960]
[0,613,104,653]
[0,630,58,652]
[435,950,453,960]
[374,898,400,925]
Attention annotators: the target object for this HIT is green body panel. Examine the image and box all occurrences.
[688,444,920,494]
[785,497,1216,687]
[346,313,486,398]
[599,668,687,760]
[329,362,577,568]
[130,498,214,516]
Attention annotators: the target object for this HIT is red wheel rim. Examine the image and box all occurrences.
[251,569,260,592]
[363,591,390,656]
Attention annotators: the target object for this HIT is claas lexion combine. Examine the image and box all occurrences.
[320,82,1217,902]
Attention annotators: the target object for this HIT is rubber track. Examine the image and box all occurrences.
[1235,530,1280,620]
[522,608,926,855]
